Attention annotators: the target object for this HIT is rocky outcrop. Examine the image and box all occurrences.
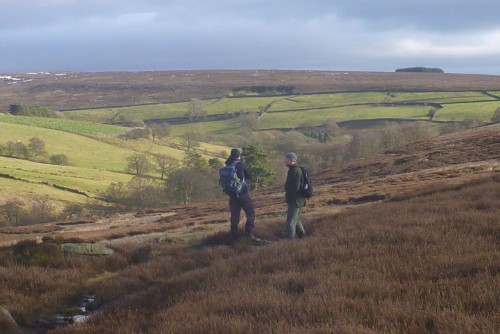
[0,306,20,334]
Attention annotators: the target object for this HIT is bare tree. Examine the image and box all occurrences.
[165,168,220,204]
[181,131,201,151]
[62,202,84,219]
[186,98,207,122]
[0,199,22,225]
[28,137,47,160]
[6,141,29,158]
[125,176,167,209]
[126,153,153,176]
[154,155,179,180]
[32,195,55,224]
[148,123,171,141]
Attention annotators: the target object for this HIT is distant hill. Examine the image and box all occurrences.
[395,66,444,73]
[1,70,500,111]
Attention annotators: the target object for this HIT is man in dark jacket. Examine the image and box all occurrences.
[284,152,306,239]
[224,148,258,241]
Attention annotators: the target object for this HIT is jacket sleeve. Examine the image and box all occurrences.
[292,167,303,193]
[238,161,252,180]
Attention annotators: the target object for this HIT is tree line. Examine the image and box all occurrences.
[0,137,69,165]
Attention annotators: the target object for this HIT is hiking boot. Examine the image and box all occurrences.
[245,232,261,242]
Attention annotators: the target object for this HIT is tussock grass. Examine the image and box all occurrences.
[40,175,500,333]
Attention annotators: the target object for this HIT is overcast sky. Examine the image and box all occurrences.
[1,0,500,75]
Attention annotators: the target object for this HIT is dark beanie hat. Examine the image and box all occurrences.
[284,152,297,162]
[230,148,241,159]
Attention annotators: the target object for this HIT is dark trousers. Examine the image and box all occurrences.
[229,192,255,237]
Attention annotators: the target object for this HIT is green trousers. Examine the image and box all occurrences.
[286,204,306,239]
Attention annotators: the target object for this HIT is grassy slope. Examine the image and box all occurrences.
[0,121,228,203]
[0,114,127,136]
[1,89,498,205]
[435,101,500,121]
[0,174,90,204]
[0,156,133,199]
[0,122,131,171]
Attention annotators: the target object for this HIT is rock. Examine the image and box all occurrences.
[61,243,114,256]
[0,306,20,334]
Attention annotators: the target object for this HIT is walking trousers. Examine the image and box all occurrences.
[229,192,255,237]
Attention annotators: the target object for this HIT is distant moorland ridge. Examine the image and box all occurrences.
[2,70,500,111]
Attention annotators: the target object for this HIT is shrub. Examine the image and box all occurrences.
[49,153,70,165]
[9,103,60,118]
[491,107,500,123]
[13,240,64,267]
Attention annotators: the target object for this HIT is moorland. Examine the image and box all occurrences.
[0,70,499,333]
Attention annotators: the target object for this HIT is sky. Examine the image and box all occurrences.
[1,0,500,75]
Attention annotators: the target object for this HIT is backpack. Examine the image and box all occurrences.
[219,162,244,196]
[299,166,313,199]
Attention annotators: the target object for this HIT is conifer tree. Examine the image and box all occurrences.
[242,145,276,190]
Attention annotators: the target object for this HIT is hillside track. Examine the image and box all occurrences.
[1,123,498,247]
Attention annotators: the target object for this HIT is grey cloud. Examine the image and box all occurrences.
[1,0,499,74]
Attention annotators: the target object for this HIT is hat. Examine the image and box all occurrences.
[230,148,241,159]
[284,152,297,162]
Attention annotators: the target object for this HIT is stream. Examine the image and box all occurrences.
[37,293,95,333]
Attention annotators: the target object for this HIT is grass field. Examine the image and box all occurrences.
[64,102,189,123]
[257,105,430,129]
[385,91,494,103]
[435,101,500,121]
[0,122,132,171]
[0,114,126,137]
[63,96,281,124]
[63,91,499,127]
[0,156,134,199]
[1,88,498,209]
[0,121,228,206]
[169,117,248,137]
[0,175,90,204]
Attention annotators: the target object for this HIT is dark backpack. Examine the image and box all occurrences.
[219,162,244,196]
[299,166,313,199]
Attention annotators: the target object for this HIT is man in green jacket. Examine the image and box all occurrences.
[284,152,306,239]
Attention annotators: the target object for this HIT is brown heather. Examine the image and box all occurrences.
[1,123,498,333]
[43,174,498,334]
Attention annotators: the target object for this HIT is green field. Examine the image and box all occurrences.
[63,97,281,124]
[435,101,500,121]
[385,91,494,103]
[64,103,189,123]
[0,176,89,204]
[0,122,133,171]
[0,114,126,137]
[0,120,228,206]
[1,89,498,209]
[257,104,429,129]
[63,90,500,137]
[0,156,133,201]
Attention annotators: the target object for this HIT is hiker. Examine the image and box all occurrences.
[222,148,258,241]
[284,152,306,239]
